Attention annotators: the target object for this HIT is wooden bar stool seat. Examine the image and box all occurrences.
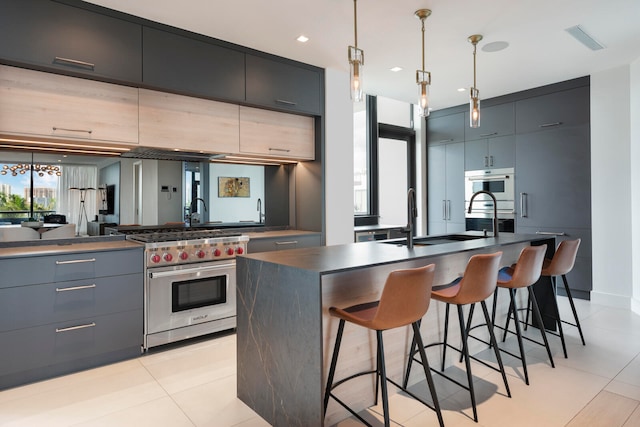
[404,252,510,423]
[323,264,444,427]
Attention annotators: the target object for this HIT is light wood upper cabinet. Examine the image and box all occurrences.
[0,65,138,145]
[139,89,240,153]
[239,106,315,160]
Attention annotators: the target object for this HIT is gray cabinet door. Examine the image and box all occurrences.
[464,135,514,170]
[515,125,591,230]
[464,102,515,141]
[247,234,322,253]
[0,0,141,83]
[246,54,322,115]
[142,27,245,102]
[516,86,590,134]
[428,142,465,234]
[426,112,465,144]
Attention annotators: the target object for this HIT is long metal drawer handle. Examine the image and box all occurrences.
[520,192,528,218]
[539,122,563,128]
[275,99,297,106]
[479,132,498,137]
[55,258,96,265]
[56,322,96,333]
[535,231,566,236]
[275,241,298,245]
[269,148,291,152]
[54,56,95,70]
[432,138,454,144]
[149,262,235,279]
[53,127,93,135]
[56,284,96,292]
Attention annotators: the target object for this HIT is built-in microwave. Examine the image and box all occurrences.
[464,168,515,220]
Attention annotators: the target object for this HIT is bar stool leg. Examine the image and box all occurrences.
[502,289,518,343]
[457,304,478,422]
[324,319,346,415]
[528,287,555,368]
[403,320,419,389]
[508,288,530,385]
[441,303,451,371]
[480,300,512,398]
[562,275,586,345]
[460,304,476,363]
[376,331,391,427]
[411,322,445,427]
[549,276,568,358]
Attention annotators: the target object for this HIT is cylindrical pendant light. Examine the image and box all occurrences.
[349,0,364,102]
[415,9,432,117]
[468,34,483,128]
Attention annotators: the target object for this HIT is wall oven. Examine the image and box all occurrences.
[465,168,516,232]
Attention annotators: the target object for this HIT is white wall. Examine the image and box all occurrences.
[324,68,355,246]
[590,66,635,309]
[631,58,640,314]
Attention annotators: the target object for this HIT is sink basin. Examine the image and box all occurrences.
[380,234,486,247]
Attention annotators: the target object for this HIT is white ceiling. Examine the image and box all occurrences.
[85,0,639,110]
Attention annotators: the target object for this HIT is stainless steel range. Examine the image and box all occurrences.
[124,228,249,349]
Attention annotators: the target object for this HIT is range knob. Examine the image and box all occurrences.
[179,251,189,260]
[226,247,235,256]
[163,253,173,262]
[150,254,161,264]
[196,249,206,259]
[213,248,222,257]
[236,247,244,255]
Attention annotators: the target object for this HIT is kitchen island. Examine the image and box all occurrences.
[236,232,556,426]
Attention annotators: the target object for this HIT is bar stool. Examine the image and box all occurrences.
[492,244,555,385]
[404,252,510,423]
[529,239,584,358]
[323,264,444,427]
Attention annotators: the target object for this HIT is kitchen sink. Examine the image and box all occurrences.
[380,234,487,247]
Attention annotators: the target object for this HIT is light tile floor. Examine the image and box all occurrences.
[0,297,638,427]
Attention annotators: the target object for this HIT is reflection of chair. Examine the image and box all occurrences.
[40,224,76,240]
[44,214,67,224]
[0,227,40,241]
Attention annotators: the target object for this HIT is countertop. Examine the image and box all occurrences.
[0,239,142,259]
[244,229,320,239]
[240,232,549,274]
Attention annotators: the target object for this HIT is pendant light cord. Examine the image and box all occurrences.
[353,0,358,48]
[421,18,426,71]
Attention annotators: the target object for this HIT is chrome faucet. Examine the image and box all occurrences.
[468,190,499,237]
[257,198,264,224]
[402,188,417,249]
[189,197,208,225]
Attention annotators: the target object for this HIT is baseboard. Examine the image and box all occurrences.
[590,290,631,309]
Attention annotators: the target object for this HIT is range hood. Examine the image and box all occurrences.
[120,147,226,162]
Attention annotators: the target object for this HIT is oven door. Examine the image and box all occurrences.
[464,168,515,202]
[146,261,236,335]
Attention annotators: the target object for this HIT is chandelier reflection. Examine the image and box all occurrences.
[1,163,61,177]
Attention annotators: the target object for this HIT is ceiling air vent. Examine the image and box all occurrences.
[565,25,605,51]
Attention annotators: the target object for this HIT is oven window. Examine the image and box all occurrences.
[172,275,227,312]
[472,180,505,193]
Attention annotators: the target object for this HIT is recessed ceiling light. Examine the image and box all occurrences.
[296,35,309,43]
[457,87,466,92]
[482,41,509,53]
[390,66,403,72]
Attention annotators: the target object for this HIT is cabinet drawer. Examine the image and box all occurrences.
[0,65,139,145]
[246,54,322,115]
[239,106,315,160]
[142,26,245,102]
[464,102,514,141]
[515,86,590,134]
[0,0,142,83]
[247,234,321,253]
[139,89,240,153]
[0,273,143,332]
[0,248,143,288]
[0,309,143,381]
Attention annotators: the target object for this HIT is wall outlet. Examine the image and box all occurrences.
[161,185,169,192]
[172,187,177,192]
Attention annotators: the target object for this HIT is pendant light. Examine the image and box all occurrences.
[348,0,364,102]
[415,9,432,117]
[468,34,483,128]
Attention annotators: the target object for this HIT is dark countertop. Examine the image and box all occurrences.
[239,232,548,274]
[0,238,142,259]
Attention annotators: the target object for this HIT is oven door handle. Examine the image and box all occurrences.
[148,262,235,279]
[466,175,511,181]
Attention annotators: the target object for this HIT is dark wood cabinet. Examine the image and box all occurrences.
[464,102,515,141]
[246,54,322,115]
[516,86,590,134]
[0,0,142,83]
[426,112,465,144]
[142,26,245,102]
